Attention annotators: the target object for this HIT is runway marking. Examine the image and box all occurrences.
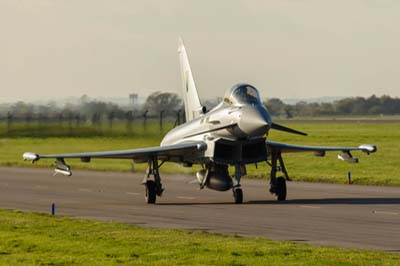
[78,188,92,192]
[177,196,196,200]
[299,205,321,209]
[126,192,140,196]
[372,211,398,215]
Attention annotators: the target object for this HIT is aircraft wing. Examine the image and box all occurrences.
[266,140,376,162]
[23,141,207,164]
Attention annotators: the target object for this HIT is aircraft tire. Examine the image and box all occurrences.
[233,187,243,204]
[276,177,286,201]
[145,180,156,204]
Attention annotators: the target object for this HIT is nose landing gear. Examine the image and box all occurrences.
[268,150,289,201]
[232,164,246,204]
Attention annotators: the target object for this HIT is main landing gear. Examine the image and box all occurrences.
[143,157,164,204]
[233,187,243,204]
[268,150,289,201]
[232,164,245,204]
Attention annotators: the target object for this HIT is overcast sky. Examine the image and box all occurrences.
[1,0,399,102]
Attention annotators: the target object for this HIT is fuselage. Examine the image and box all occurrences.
[160,84,272,165]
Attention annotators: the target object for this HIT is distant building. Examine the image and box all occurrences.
[129,93,138,105]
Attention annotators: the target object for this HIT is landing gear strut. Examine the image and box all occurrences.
[232,164,245,204]
[143,156,164,204]
[268,150,288,201]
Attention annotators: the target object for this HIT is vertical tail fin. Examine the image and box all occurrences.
[178,38,203,122]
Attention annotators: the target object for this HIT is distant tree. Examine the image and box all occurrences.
[316,102,334,115]
[335,98,354,115]
[293,101,310,116]
[367,94,380,107]
[80,94,90,104]
[350,97,368,115]
[10,101,35,121]
[264,98,286,116]
[91,113,101,126]
[143,92,182,116]
[380,95,400,114]
[284,106,294,118]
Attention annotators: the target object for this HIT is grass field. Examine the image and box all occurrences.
[280,115,400,121]
[0,209,399,266]
[0,122,399,186]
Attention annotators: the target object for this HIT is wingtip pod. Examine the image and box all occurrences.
[23,152,39,163]
[358,144,377,154]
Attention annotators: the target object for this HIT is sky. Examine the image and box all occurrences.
[1,0,399,103]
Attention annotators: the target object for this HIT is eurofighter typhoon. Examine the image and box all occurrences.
[23,39,377,204]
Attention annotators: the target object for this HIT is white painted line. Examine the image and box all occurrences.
[126,192,140,196]
[299,205,321,209]
[177,196,196,200]
[372,211,398,215]
[78,188,92,192]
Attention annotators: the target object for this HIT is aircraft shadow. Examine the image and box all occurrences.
[158,197,400,206]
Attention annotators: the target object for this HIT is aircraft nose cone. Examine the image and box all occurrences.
[238,106,271,137]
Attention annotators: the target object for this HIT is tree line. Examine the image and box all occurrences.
[0,92,184,125]
[1,93,399,125]
[264,95,400,117]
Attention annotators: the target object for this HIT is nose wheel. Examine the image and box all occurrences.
[232,164,245,204]
[233,187,243,204]
[145,180,156,204]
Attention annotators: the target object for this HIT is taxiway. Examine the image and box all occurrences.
[0,167,399,251]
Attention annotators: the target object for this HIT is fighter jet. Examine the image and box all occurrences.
[23,39,377,204]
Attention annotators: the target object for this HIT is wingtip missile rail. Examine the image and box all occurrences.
[358,144,377,154]
[22,152,39,163]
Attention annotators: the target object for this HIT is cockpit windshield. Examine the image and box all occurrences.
[231,85,261,104]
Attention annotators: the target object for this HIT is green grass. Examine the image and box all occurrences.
[0,209,398,266]
[276,115,400,120]
[0,123,399,186]
[250,123,400,186]
[0,120,174,138]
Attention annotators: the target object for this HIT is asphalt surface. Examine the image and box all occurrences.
[0,166,399,252]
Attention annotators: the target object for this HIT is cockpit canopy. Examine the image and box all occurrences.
[224,83,261,105]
